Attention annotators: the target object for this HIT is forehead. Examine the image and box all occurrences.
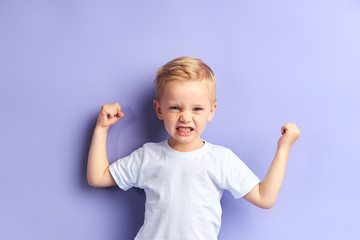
[162,80,211,104]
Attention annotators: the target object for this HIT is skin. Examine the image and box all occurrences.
[153,80,217,152]
[243,122,300,208]
[87,80,300,209]
[87,103,122,187]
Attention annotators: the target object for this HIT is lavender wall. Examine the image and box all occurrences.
[1,1,359,239]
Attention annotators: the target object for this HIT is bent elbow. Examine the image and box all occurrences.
[258,200,276,209]
[87,178,96,187]
[261,203,274,209]
[87,176,101,188]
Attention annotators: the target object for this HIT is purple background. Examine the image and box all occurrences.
[1,1,360,239]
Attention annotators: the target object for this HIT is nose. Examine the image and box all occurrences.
[179,110,191,123]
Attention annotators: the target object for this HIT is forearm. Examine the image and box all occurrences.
[259,145,290,207]
[87,126,110,186]
[244,123,299,208]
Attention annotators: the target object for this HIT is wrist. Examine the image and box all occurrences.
[94,125,110,134]
[277,144,291,153]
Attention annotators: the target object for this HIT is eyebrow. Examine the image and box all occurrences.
[193,104,207,108]
[167,103,210,110]
[167,101,207,106]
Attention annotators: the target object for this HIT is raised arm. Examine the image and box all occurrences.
[87,103,124,187]
[243,123,300,209]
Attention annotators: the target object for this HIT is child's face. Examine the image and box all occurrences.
[153,80,217,152]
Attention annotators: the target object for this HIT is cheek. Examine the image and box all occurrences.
[163,114,176,127]
[206,110,215,121]
[162,119,171,135]
[195,116,209,129]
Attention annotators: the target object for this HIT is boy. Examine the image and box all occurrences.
[87,56,300,240]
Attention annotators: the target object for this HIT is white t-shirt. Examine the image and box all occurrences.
[109,140,260,240]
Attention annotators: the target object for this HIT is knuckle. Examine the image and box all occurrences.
[116,103,122,111]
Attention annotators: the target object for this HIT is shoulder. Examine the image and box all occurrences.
[206,142,245,164]
[121,142,163,158]
[140,141,167,155]
[143,141,164,150]
[206,142,233,155]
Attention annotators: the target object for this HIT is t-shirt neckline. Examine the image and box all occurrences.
[162,139,210,157]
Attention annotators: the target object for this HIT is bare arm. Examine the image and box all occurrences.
[243,123,300,209]
[87,103,124,187]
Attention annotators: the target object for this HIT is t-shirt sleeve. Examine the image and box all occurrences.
[221,149,261,199]
[109,147,144,191]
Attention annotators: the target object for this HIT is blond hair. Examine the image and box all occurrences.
[154,56,216,104]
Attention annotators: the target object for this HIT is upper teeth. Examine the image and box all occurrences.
[178,127,191,132]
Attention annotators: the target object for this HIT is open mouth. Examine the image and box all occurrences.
[176,127,194,132]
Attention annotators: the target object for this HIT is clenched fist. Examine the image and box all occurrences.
[278,123,300,149]
[96,103,124,129]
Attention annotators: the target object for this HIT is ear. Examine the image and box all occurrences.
[207,102,217,122]
[153,100,164,120]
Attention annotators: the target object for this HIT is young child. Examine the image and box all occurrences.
[87,56,300,240]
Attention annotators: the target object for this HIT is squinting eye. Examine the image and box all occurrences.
[193,107,203,112]
[170,106,180,110]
